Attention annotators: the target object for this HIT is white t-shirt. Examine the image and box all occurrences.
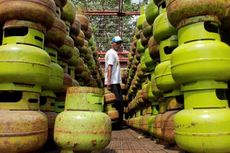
[104,48,122,85]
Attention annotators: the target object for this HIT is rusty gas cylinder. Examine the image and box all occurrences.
[154,114,163,139]
[104,104,119,121]
[140,115,151,133]
[166,0,226,28]
[60,73,73,93]
[0,91,48,152]
[161,110,178,145]
[84,25,93,40]
[46,17,67,47]
[128,118,134,127]
[70,17,81,38]
[40,90,57,144]
[0,111,48,152]
[74,30,85,47]
[148,36,159,60]
[0,0,56,30]
[59,35,74,60]
[68,47,80,66]
[75,14,90,31]
[104,89,116,104]
[3,19,46,47]
[75,58,85,74]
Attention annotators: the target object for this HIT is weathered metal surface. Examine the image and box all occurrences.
[0,110,48,153]
[44,111,57,143]
[148,36,159,60]
[104,104,119,121]
[59,73,73,93]
[54,111,111,152]
[162,110,178,145]
[59,35,74,60]
[46,18,67,47]
[75,14,89,31]
[0,0,56,29]
[65,87,104,111]
[4,19,46,33]
[70,17,81,38]
[166,0,226,28]
[140,115,151,133]
[154,114,163,139]
[175,109,230,152]
[104,89,116,104]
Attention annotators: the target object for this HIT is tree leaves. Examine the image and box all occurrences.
[72,0,144,51]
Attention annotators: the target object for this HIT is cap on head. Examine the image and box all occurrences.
[112,36,123,43]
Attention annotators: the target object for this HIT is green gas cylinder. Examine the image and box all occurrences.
[148,105,159,136]
[54,111,111,153]
[65,87,104,112]
[175,109,230,152]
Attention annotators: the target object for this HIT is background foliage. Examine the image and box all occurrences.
[72,0,146,51]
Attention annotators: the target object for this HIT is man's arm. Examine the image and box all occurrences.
[107,64,112,88]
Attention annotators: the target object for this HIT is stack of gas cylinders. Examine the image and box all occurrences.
[0,0,111,152]
[125,0,230,152]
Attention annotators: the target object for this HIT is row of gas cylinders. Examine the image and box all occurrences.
[104,89,120,122]
[125,109,177,145]
[0,0,110,152]
[0,0,102,95]
[125,90,182,146]
[54,87,112,153]
[125,0,230,152]
[0,86,112,153]
[0,4,63,153]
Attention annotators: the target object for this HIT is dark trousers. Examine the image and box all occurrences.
[111,84,123,125]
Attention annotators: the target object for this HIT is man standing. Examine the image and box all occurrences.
[105,36,123,128]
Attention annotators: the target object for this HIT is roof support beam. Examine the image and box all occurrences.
[83,10,140,16]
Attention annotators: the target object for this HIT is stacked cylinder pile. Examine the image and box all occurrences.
[53,1,112,153]
[125,0,230,152]
[125,1,163,138]
[54,87,111,153]
[153,0,183,145]
[40,0,67,145]
[104,89,120,122]
[166,0,230,152]
[124,0,176,143]
[0,0,110,152]
[0,0,56,152]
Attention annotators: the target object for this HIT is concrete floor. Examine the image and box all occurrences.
[43,128,182,153]
[100,128,182,153]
